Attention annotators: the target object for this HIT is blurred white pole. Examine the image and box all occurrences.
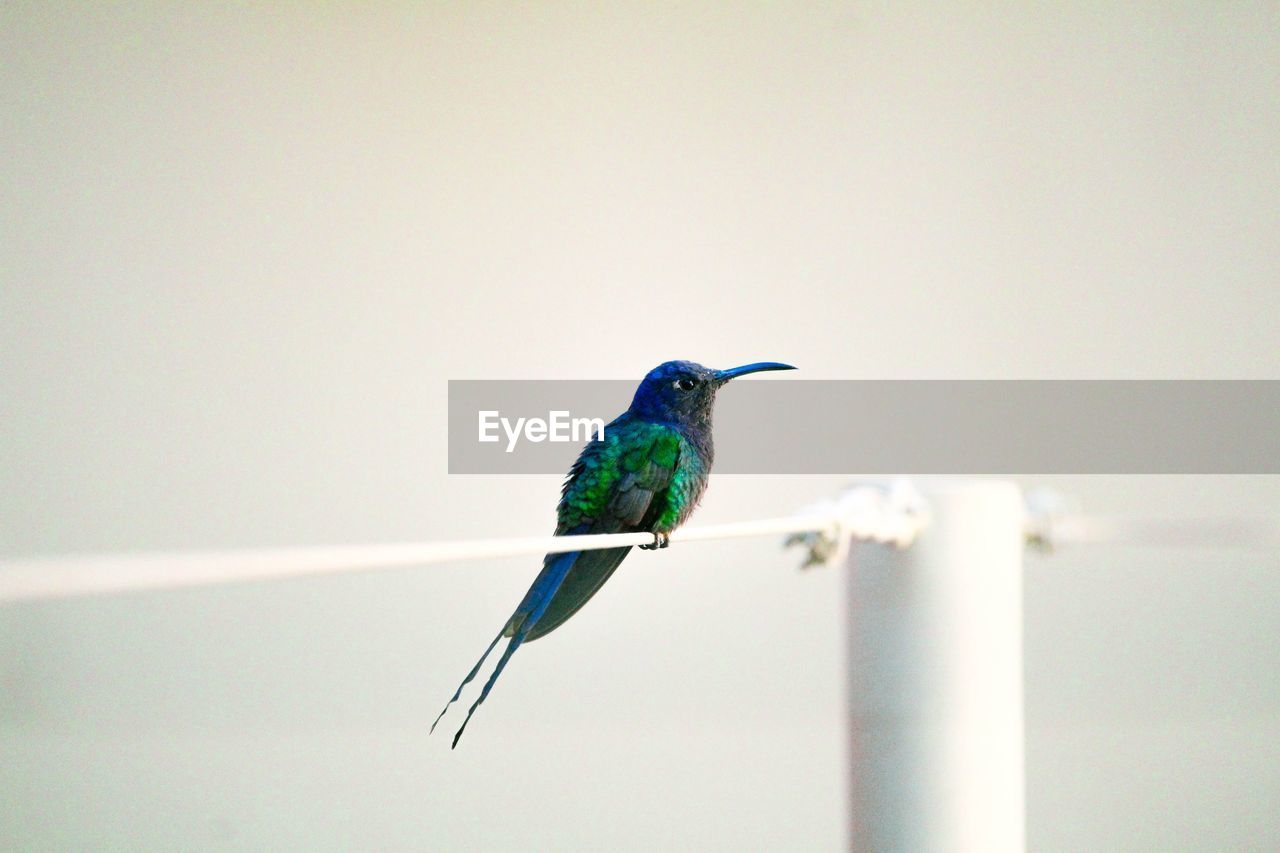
[847,480,1026,853]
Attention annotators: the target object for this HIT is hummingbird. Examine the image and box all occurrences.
[433,360,796,747]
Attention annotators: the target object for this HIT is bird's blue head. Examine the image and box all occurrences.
[628,360,796,427]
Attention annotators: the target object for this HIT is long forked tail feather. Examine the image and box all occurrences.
[451,629,528,748]
[433,550,581,747]
[430,629,503,734]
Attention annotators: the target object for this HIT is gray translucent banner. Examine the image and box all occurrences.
[448,380,1280,474]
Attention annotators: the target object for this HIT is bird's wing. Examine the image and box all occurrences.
[520,418,682,642]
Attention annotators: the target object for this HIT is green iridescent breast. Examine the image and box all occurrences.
[557,418,700,533]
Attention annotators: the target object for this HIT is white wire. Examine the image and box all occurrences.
[3,484,1273,603]
[1039,516,1280,550]
[0,483,933,604]
[0,515,836,603]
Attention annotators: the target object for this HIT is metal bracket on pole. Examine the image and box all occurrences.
[784,479,931,569]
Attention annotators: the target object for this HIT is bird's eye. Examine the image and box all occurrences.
[674,378,697,391]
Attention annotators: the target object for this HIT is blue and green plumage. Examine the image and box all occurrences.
[433,359,793,747]
[524,417,706,640]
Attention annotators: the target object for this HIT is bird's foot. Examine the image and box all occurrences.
[640,532,670,550]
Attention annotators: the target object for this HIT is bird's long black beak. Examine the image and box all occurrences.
[713,362,797,384]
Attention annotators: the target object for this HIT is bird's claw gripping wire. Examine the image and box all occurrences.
[639,532,670,550]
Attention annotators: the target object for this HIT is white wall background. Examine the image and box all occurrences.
[3,3,1278,850]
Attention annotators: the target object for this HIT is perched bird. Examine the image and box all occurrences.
[433,359,796,747]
